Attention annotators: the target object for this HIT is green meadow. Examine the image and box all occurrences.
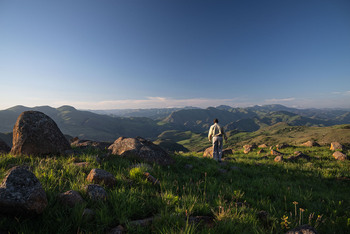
[0,145,349,233]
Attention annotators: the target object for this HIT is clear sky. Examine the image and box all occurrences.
[1,0,350,110]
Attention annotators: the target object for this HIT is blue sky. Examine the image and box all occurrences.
[1,0,350,109]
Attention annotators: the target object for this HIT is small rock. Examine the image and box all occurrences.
[257,149,264,155]
[258,144,268,148]
[84,184,108,201]
[58,190,84,208]
[109,225,125,234]
[332,151,347,161]
[129,217,154,226]
[144,172,160,186]
[330,142,344,151]
[82,208,95,222]
[86,168,116,188]
[243,144,255,154]
[73,162,90,167]
[301,140,320,147]
[257,210,269,223]
[285,224,318,234]
[274,156,284,162]
[271,150,283,156]
[203,147,213,158]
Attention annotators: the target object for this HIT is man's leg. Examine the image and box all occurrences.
[217,137,223,162]
[213,136,219,161]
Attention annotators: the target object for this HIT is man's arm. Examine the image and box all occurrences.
[208,126,213,142]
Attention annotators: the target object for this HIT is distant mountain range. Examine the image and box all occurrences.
[0,104,349,148]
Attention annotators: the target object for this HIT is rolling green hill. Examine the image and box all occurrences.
[0,105,163,142]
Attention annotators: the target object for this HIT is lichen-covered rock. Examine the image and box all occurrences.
[108,137,174,166]
[86,168,116,188]
[0,166,47,215]
[11,111,70,156]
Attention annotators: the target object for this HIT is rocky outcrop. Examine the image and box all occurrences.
[0,139,10,154]
[108,137,174,166]
[0,166,47,215]
[333,151,347,161]
[86,168,116,188]
[330,142,344,151]
[11,111,70,156]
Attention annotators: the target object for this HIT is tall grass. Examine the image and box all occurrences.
[0,145,349,233]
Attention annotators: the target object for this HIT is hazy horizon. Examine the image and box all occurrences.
[1,0,349,110]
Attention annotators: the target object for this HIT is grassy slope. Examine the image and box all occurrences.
[0,145,349,234]
[226,123,350,149]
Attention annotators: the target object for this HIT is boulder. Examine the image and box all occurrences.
[285,224,318,234]
[0,139,11,154]
[58,190,84,208]
[301,140,320,147]
[11,111,70,156]
[108,137,174,166]
[332,151,347,161]
[84,184,107,201]
[86,168,116,188]
[0,166,48,215]
[330,142,344,151]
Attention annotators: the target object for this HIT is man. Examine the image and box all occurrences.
[208,118,227,162]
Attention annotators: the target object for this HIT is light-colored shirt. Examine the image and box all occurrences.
[208,123,227,142]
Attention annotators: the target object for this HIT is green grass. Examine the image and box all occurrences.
[0,146,349,233]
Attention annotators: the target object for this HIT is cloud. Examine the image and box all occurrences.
[53,97,242,110]
[264,97,296,103]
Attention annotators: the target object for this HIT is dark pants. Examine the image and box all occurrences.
[212,136,223,162]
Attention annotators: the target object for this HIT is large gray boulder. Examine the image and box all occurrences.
[108,137,174,166]
[11,111,70,156]
[0,166,48,215]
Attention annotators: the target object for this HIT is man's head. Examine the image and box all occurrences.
[214,118,218,123]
